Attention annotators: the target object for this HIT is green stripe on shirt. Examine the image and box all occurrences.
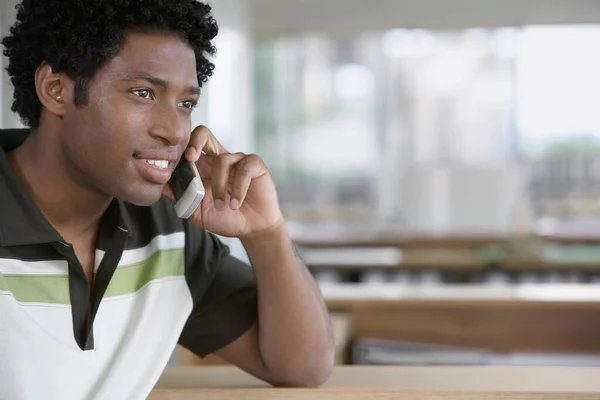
[104,248,185,297]
[0,273,70,304]
[0,248,185,304]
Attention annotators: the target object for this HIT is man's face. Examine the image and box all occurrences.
[59,32,200,206]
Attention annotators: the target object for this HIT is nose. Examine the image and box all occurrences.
[148,104,186,146]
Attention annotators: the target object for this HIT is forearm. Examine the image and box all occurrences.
[241,221,334,385]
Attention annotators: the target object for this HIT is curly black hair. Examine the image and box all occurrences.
[1,0,219,128]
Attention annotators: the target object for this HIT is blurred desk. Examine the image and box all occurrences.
[293,231,600,361]
[292,231,600,248]
[177,298,600,366]
[150,366,600,399]
[326,298,600,356]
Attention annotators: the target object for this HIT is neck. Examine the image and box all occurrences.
[8,124,111,240]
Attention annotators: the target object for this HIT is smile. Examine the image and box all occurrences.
[144,159,169,169]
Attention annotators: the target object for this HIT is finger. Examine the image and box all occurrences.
[196,155,215,180]
[185,125,211,162]
[196,154,243,180]
[212,152,245,210]
[229,154,267,210]
[186,125,227,161]
[162,183,175,201]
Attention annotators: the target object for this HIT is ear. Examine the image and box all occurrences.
[34,62,70,118]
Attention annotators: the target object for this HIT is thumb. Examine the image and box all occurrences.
[162,183,175,202]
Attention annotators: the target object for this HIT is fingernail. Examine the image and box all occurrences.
[215,199,224,210]
[230,199,240,209]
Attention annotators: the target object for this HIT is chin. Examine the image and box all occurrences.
[117,185,165,206]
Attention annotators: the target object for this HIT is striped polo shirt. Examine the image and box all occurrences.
[0,129,258,400]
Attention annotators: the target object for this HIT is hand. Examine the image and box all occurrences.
[163,125,284,238]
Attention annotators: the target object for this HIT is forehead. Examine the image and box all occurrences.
[97,32,199,87]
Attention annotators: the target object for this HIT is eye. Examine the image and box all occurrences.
[131,89,154,100]
[179,100,198,110]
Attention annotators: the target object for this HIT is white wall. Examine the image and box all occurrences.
[198,0,254,154]
[200,0,254,262]
[399,163,530,234]
[0,0,23,129]
[250,0,600,39]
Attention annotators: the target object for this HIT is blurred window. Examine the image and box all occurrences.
[253,26,600,231]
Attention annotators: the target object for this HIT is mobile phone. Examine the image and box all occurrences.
[170,160,205,219]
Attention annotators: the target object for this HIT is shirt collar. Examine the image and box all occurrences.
[0,128,131,247]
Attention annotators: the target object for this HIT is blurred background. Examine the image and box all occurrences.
[4,0,600,367]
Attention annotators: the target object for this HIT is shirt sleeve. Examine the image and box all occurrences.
[178,222,258,358]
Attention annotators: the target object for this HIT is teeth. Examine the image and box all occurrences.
[145,159,169,169]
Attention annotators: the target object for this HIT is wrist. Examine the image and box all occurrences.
[240,218,287,248]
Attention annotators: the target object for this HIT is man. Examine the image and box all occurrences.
[0,1,334,399]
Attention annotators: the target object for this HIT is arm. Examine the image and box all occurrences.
[174,125,334,387]
[215,222,334,387]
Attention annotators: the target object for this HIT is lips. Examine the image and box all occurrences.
[134,150,179,163]
[133,150,180,184]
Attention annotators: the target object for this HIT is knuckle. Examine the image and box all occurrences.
[236,163,253,176]
[192,125,210,140]
[233,179,247,190]
[237,163,249,172]
[247,153,264,167]
[217,153,231,167]
[197,125,211,134]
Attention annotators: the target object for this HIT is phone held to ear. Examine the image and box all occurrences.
[169,160,205,219]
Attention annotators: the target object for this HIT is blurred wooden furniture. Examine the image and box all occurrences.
[296,232,600,271]
[299,233,600,362]
[149,365,600,399]
[177,298,600,366]
[176,233,600,366]
[293,232,600,248]
[329,299,600,359]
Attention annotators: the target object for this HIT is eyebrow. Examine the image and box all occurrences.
[122,73,201,95]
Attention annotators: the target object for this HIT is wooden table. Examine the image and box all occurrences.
[150,366,600,399]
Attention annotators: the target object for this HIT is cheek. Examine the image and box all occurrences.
[121,109,149,139]
[179,116,194,147]
[65,104,138,167]
[91,95,145,150]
